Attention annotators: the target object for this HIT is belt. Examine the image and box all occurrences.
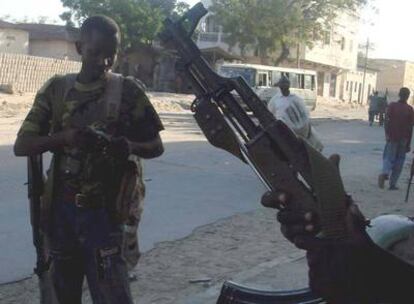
[62,186,106,209]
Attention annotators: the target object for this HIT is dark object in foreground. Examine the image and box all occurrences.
[160,3,351,303]
[406,158,414,202]
[217,281,324,304]
[160,2,347,239]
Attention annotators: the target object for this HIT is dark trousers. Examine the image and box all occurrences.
[382,141,407,188]
[368,110,377,125]
[47,194,133,304]
[369,111,385,126]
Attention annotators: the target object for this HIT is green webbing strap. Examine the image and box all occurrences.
[41,74,77,226]
[303,142,348,240]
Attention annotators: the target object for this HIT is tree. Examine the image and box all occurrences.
[211,0,370,64]
[59,0,189,52]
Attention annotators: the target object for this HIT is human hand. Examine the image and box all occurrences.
[56,128,83,148]
[108,136,131,160]
[261,155,373,303]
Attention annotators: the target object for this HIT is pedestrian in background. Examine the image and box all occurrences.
[267,76,323,151]
[378,87,414,190]
[368,91,380,126]
[378,93,388,126]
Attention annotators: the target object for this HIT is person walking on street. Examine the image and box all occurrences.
[267,76,323,151]
[368,91,380,126]
[378,94,388,127]
[378,87,414,190]
[13,16,164,304]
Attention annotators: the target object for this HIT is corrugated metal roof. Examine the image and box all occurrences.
[0,20,19,29]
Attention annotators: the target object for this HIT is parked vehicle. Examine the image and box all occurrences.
[218,63,318,111]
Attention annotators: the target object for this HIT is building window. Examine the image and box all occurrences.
[323,30,331,45]
[354,82,358,92]
[304,75,313,90]
[257,72,268,87]
[346,81,349,91]
[341,37,346,50]
[204,16,220,32]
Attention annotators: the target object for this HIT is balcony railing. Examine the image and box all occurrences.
[197,31,231,44]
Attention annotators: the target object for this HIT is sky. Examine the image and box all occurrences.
[0,0,412,61]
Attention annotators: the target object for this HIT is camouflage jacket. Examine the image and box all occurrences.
[17,72,164,224]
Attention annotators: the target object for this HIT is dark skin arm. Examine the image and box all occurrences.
[13,129,78,156]
[14,126,164,159]
[128,134,164,159]
[263,155,414,303]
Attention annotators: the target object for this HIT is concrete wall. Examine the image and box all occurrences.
[0,28,29,55]
[375,61,406,96]
[0,52,81,92]
[403,62,414,95]
[29,40,80,61]
[341,69,377,104]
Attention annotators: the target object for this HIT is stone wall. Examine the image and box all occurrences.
[0,52,81,93]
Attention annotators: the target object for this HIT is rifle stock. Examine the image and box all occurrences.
[28,155,58,304]
[160,3,348,240]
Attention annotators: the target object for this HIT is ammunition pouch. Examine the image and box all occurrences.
[113,158,143,224]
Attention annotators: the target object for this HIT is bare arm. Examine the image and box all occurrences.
[128,134,164,159]
[14,129,78,157]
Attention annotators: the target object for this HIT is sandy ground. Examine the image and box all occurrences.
[1,93,414,303]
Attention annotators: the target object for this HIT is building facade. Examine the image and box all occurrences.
[368,59,414,102]
[0,20,80,61]
[195,1,376,103]
[17,23,80,61]
[0,21,29,55]
[340,67,377,104]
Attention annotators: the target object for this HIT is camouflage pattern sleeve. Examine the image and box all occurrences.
[120,77,164,142]
[17,77,56,137]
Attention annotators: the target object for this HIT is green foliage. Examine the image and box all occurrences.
[59,0,189,51]
[211,0,370,63]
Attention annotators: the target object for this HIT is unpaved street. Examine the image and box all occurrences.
[1,94,414,303]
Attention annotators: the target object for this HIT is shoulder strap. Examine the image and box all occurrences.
[51,73,77,133]
[104,72,123,123]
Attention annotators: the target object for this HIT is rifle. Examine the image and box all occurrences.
[160,3,348,240]
[27,155,58,303]
[405,158,414,202]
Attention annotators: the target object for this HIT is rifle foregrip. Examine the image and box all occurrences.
[247,132,348,240]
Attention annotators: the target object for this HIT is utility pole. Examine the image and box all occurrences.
[296,43,301,68]
[361,38,370,104]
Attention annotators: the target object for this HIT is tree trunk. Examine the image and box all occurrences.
[274,41,290,66]
[258,44,270,65]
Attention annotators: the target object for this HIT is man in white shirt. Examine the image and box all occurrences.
[267,76,323,151]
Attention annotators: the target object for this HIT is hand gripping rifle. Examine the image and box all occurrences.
[160,4,348,303]
[27,155,58,304]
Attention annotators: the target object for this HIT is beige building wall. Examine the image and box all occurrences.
[375,62,405,95]
[340,69,377,104]
[0,28,29,54]
[403,62,414,94]
[302,12,359,71]
[29,40,80,61]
